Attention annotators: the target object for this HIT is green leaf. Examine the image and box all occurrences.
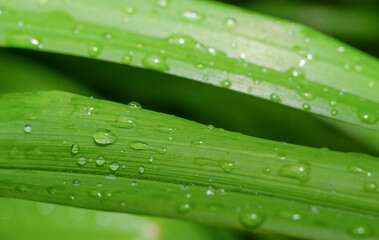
[0,91,378,239]
[0,0,378,129]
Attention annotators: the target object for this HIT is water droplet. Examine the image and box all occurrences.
[350,225,371,238]
[110,162,119,171]
[191,138,205,146]
[331,109,338,116]
[337,46,345,53]
[114,116,136,128]
[329,99,337,107]
[138,166,145,174]
[47,185,65,195]
[96,156,106,166]
[68,194,75,200]
[157,0,169,7]
[181,10,204,22]
[168,35,197,48]
[122,6,134,15]
[73,180,81,186]
[177,203,192,213]
[122,54,132,64]
[130,141,167,154]
[77,157,87,166]
[142,54,169,71]
[71,144,79,155]
[24,124,32,133]
[357,110,378,125]
[223,17,237,29]
[6,34,42,49]
[354,63,363,72]
[220,162,236,173]
[93,129,118,145]
[220,79,232,88]
[297,90,315,101]
[87,43,102,57]
[262,167,272,174]
[239,211,264,229]
[363,182,378,192]
[347,165,372,177]
[278,162,311,182]
[104,32,112,39]
[156,126,176,133]
[127,101,141,111]
[302,103,311,111]
[269,93,282,103]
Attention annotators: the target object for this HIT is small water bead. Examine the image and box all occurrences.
[297,90,315,101]
[347,165,372,177]
[278,162,311,182]
[220,79,232,89]
[302,103,311,111]
[181,10,204,22]
[122,54,132,64]
[130,141,167,154]
[93,129,118,145]
[104,32,112,39]
[157,0,169,7]
[329,99,338,107]
[71,144,79,155]
[223,17,237,29]
[142,54,169,71]
[220,162,236,173]
[350,225,371,238]
[337,46,345,53]
[357,110,378,125]
[354,63,363,72]
[177,203,192,213]
[269,93,282,103]
[262,167,272,174]
[96,156,106,166]
[87,43,102,57]
[73,180,81,186]
[77,157,87,166]
[363,182,378,192]
[138,166,145,174]
[191,138,205,146]
[331,109,338,116]
[110,162,119,171]
[68,195,75,200]
[122,6,135,15]
[149,155,154,163]
[168,35,197,48]
[239,211,264,229]
[24,124,32,133]
[114,116,136,128]
[156,126,176,133]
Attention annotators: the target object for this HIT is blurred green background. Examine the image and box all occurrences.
[0,0,378,239]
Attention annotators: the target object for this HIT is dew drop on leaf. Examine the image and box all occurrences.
[347,165,372,177]
[71,144,79,155]
[223,17,237,29]
[127,101,142,111]
[220,79,232,88]
[93,129,118,145]
[363,182,378,192]
[96,156,106,166]
[24,124,32,133]
[177,203,192,213]
[138,166,145,174]
[114,116,136,128]
[239,211,264,229]
[110,162,119,171]
[87,43,102,57]
[357,110,378,125]
[142,54,169,71]
[122,54,132,64]
[77,157,87,166]
[278,162,311,182]
[269,93,281,103]
[302,103,311,111]
[350,225,371,238]
[181,10,204,22]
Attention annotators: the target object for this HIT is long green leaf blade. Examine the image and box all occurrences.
[0,91,378,239]
[0,0,378,129]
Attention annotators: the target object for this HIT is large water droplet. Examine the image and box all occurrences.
[239,211,264,229]
[93,129,118,145]
[71,144,79,155]
[142,54,169,71]
[127,101,142,111]
[357,110,378,125]
[278,162,311,182]
[24,124,32,133]
[77,157,87,166]
[110,162,119,171]
[96,156,106,166]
